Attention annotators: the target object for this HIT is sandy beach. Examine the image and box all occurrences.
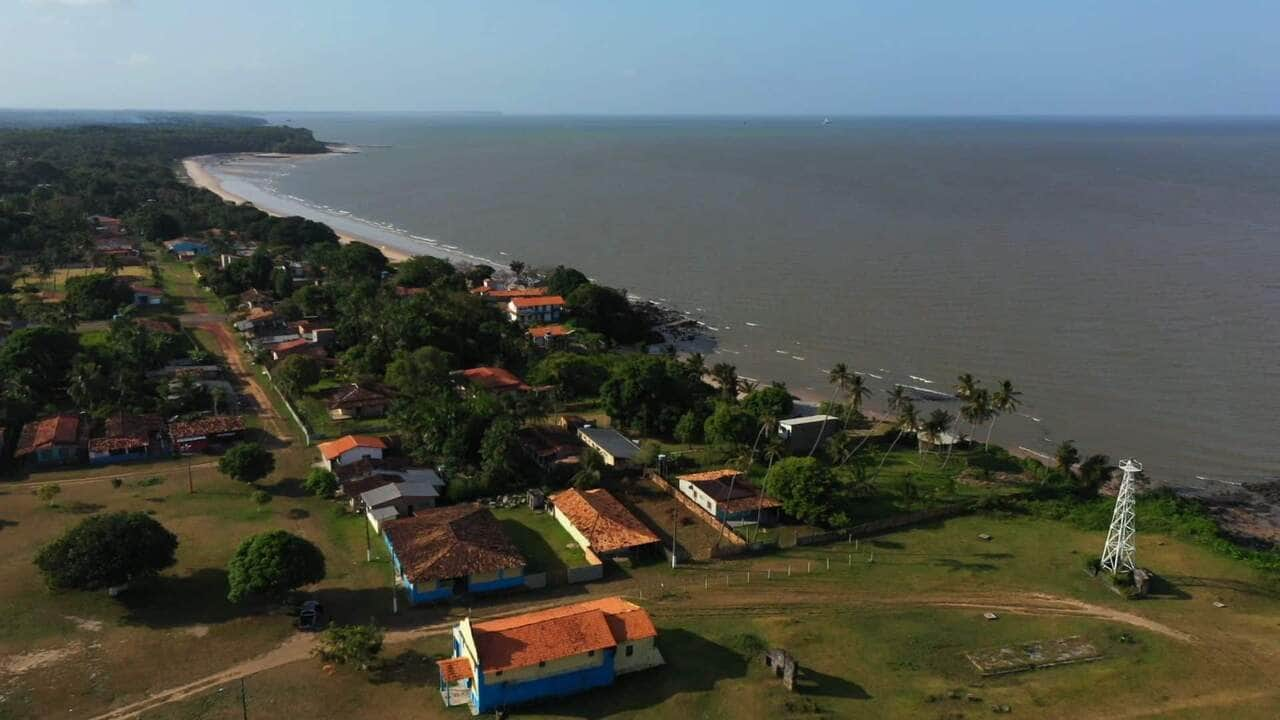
[181,154,412,263]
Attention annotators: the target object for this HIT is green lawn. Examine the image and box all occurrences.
[294,395,393,441]
[490,507,588,575]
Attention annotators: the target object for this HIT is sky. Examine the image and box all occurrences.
[2,0,1278,115]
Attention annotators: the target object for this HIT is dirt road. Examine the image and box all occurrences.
[194,322,291,443]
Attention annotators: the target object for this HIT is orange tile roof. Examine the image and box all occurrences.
[471,597,656,673]
[510,295,566,309]
[478,287,549,299]
[461,367,530,393]
[318,434,387,461]
[437,657,473,683]
[14,414,84,456]
[550,488,659,553]
[527,324,572,338]
[675,468,742,483]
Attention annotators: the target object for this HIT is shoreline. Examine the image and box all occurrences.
[181,154,413,263]
[178,152,1279,546]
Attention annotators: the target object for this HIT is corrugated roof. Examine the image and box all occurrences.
[168,415,245,440]
[550,488,659,553]
[461,367,530,393]
[779,414,841,427]
[578,427,640,460]
[317,434,387,461]
[471,597,657,673]
[678,470,781,514]
[359,479,440,507]
[383,505,524,584]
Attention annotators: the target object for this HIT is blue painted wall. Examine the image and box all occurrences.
[469,573,524,594]
[474,649,616,713]
[89,449,147,465]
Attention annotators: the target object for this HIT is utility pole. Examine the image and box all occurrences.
[239,677,248,720]
[364,516,372,562]
[186,451,194,494]
[670,508,678,569]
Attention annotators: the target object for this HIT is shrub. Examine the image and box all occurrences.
[252,490,272,505]
[314,624,384,670]
[218,442,275,484]
[304,468,339,498]
[110,478,124,489]
[35,484,62,506]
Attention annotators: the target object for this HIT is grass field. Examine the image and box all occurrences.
[84,511,1280,720]
[490,507,588,576]
[294,395,394,441]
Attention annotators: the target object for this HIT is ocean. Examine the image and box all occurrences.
[205,114,1280,499]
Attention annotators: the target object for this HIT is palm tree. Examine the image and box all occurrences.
[955,373,979,402]
[1055,440,1080,479]
[873,400,918,479]
[960,388,991,443]
[710,362,738,400]
[886,385,908,414]
[737,377,759,395]
[508,260,526,284]
[683,352,706,379]
[809,363,850,457]
[985,379,1021,449]
[846,373,871,420]
[211,386,229,415]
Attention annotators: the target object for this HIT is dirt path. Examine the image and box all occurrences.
[84,596,589,720]
[195,322,291,443]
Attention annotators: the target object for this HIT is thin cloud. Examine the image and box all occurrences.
[119,51,152,67]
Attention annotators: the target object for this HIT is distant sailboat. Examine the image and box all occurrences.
[822,117,832,126]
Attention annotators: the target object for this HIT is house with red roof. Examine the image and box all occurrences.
[526,323,573,347]
[129,283,164,306]
[437,597,663,713]
[506,295,565,325]
[549,488,661,559]
[13,414,88,466]
[317,434,387,470]
[168,415,245,454]
[382,504,525,604]
[459,367,531,395]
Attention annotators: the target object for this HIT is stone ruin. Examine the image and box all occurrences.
[763,648,798,691]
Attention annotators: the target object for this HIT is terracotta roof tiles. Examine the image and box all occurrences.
[383,505,524,584]
[470,597,657,673]
[317,434,387,461]
[550,488,659,553]
[14,415,84,456]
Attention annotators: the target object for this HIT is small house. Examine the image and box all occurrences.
[527,323,572,347]
[515,426,581,472]
[577,426,640,467]
[13,414,87,466]
[471,285,548,301]
[549,488,660,559]
[168,415,246,454]
[436,597,663,714]
[506,295,566,325]
[270,338,327,363]
[335,457,445,504]
[360,479,442,530]
[317,434,387,471]
[383,505,526,604]
[163,237,210,258]
[777,415,842,452]
[89,413,166,464]
[459,367,531,395]
[676,469,783,524]
[129,284,164,306]
[326,383,394,421]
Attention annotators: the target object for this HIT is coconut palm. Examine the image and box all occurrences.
[886,384,908,413]
[955,373,979,402]
[985,379,1021,449]
[873,400,918,479]
[846,373,871,420]
[1055,440,1080,479]
[809,363,850,457]
[710,362,738,400]
[960,388,991,443]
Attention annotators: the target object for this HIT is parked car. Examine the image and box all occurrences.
[295,599,325,631]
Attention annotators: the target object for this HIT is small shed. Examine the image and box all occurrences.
[777,415,841,452]
[577,426,641,467]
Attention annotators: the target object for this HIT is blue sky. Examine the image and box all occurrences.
[3,0,1278,115]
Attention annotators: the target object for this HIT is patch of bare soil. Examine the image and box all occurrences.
[3,642,83,675]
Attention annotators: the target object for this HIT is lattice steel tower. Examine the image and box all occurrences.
[1100,458,1142,574]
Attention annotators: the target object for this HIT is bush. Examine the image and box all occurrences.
[227,530,326,602]
[304,468,339,498]
[724,632,768,660]
[314,624,384,670]
[35,484,61,506]
[110,478,124,489]
[34,512,178,591]
[252,490,272,505]
[218,442,275,484]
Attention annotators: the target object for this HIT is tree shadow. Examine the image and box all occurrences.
[286,507,311,520]
[370,649,442,686]
[972,552,1014,560]
[794,667,872,700]
[120,568,254,628]
[518,629,748,718]
[58,501,106,514]
[0,517,18,531]
[268,477,309,498]
[1142,574,1191,600]
[869,539,904,550]
[932,558,998,573]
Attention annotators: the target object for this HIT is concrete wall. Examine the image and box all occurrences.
[524,572,548,589]
[566,548,605,584]
[469,569,525,594]
[648,472,747,550]
[614,636,664,675]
